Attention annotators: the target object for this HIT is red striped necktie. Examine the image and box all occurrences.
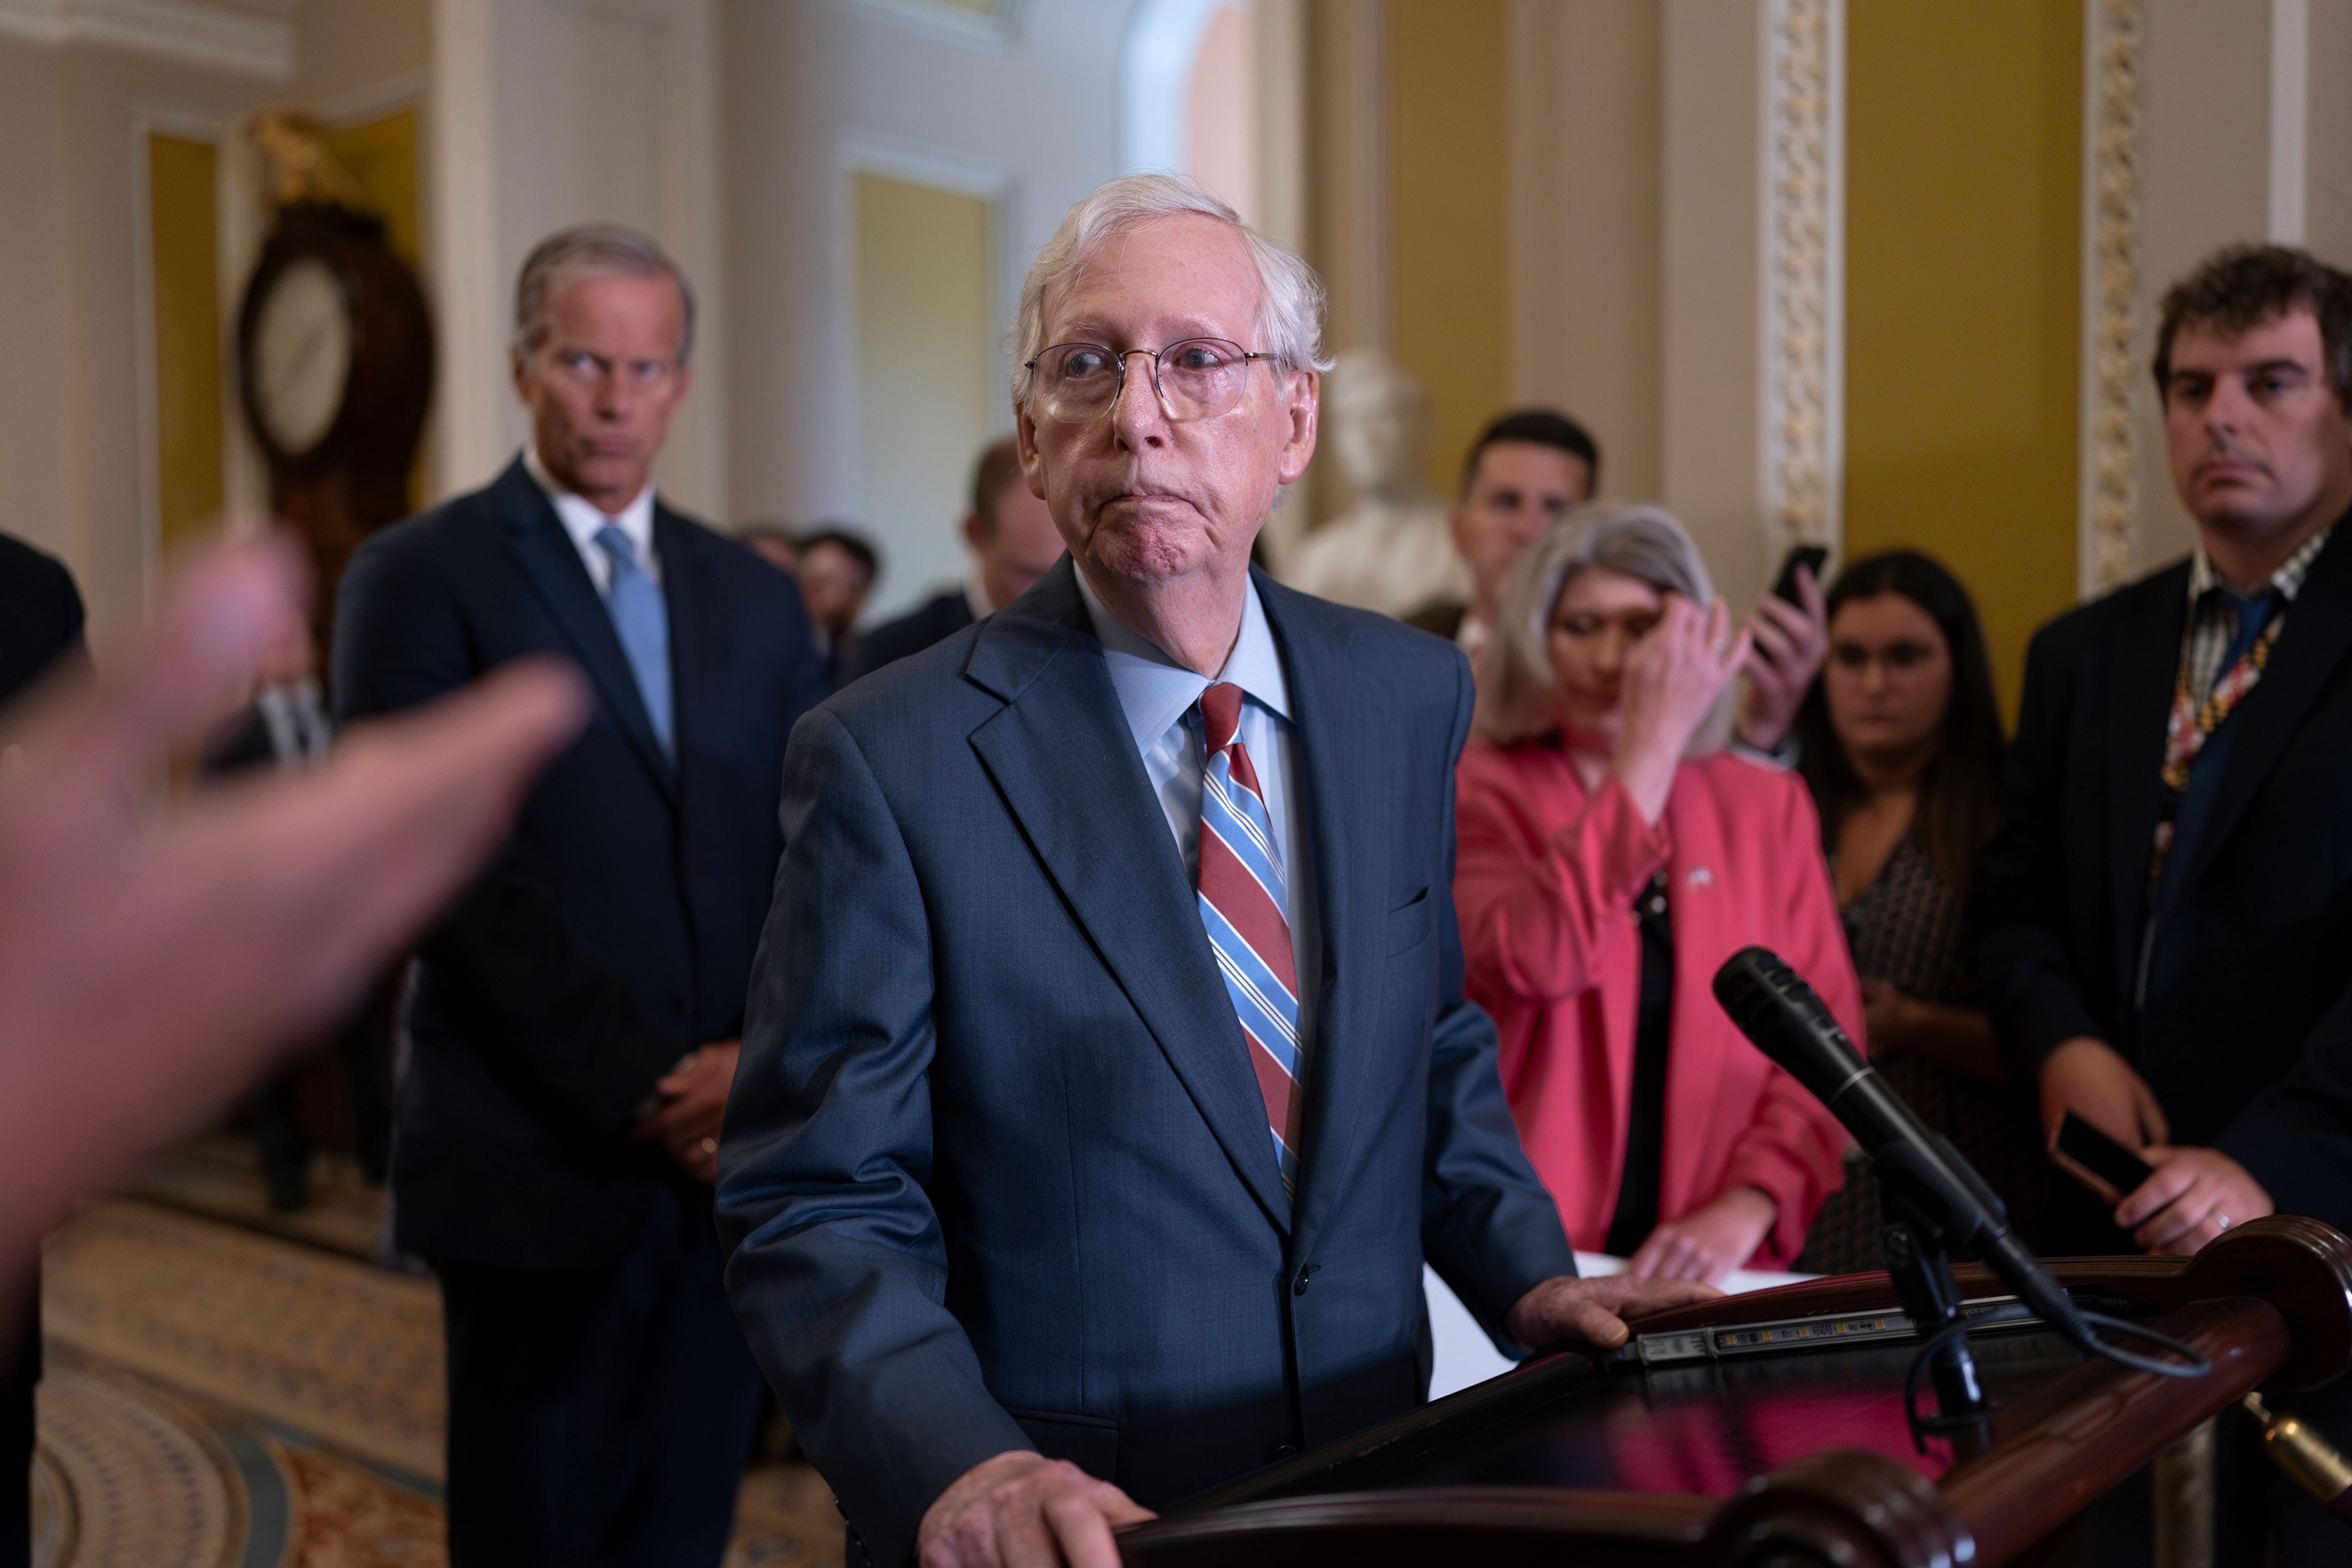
[1193,682,1303,1194]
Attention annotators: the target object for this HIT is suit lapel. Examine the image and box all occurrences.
[2104,567,2188,998]
[493,461,675,796]
[2180,526,2352,892]
[1256,576,1389,1270]
[964,561,1293,1232]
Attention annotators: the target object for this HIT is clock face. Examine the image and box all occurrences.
[250,256,352,457]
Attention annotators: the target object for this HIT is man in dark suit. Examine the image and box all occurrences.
[0,529,84,1568]
[841,437,1067,683]
[717,175,1709,1568]
[1972,244,2352,1566]
[337,225,826,1567]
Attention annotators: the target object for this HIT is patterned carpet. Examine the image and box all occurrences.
[35,1144,845,1568]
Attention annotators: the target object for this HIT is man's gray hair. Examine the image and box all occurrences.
[514,223,697,365]
[1011,173,1334,409]
[1479,501,1734,752]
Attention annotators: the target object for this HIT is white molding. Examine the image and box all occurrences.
[0,0,295,81]
[2270,0,2308,245]
[310,70,429,128]
[2079,0,2145,599]
[1759,0,1842,559]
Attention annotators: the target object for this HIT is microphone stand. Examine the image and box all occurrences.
[1874,1140,1996,1430]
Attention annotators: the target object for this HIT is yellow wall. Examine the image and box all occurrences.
[1844,0,2082,719]
[1389,0,1510,497]
[855,172,993,613]
[148,133,224,553]
[326,110,421,268]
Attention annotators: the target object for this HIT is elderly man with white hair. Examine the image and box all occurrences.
[716,175,1713,1568]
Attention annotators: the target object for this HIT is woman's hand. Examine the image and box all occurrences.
[1623,1187,1778,1286]
[1612,594,1751,823]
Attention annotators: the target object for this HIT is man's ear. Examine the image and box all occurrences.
[1014,404,1049,499]
[961,511,986,555]
[510,344,530,401]
[1277,369,1319,486]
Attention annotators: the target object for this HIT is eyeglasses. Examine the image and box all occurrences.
[1024,338,1277,424]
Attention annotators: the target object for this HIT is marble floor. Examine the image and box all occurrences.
[34,1138,842,1568]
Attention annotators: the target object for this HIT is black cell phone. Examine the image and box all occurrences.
[2052,1110,2157,1204]
[1771,544,1830,605]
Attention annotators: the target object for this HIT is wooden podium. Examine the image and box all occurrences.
[1118,1217,2352,1567]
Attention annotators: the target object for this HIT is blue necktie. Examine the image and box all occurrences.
[594,524,673,759]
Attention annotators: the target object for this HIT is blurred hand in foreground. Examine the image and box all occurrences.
[0,537,585,1274]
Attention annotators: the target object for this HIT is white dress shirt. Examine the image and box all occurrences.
[1074,567,1323,1091]
[524,445,659,593]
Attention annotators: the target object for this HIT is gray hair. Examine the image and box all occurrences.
[1010,173,1333,410]
[1479,501,1735,752]
[514,224,697,365]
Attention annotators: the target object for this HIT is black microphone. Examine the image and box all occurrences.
[1712,945,2093,1345]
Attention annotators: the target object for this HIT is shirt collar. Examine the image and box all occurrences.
[2187,524,2333,605]
[1073,565,1292,754]
[524,444,656,564]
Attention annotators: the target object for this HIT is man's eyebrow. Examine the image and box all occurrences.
[2241,358,2311,378]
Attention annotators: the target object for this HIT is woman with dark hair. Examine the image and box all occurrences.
[1792,550,2050,1273]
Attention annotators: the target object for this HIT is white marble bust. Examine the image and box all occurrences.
[1285,349,1470,617]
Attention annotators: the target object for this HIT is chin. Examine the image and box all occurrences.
[1087,519,1210,584]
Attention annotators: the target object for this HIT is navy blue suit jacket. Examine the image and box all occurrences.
[335,458,826,1269]
[716,558,1574,1565]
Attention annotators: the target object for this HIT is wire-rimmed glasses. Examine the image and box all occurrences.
[1024,338,1277,424]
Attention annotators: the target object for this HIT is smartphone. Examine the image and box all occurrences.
[2050,1111,2157,1205]
[1771,544,1830,605]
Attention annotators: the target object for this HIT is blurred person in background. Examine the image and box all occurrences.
[842,437,1067,683]
[1786,551,2044,1274]
[1406,409,1598,662]
[737,523,799,575]
[1454,504,1856,1284]
[792,524,879,685]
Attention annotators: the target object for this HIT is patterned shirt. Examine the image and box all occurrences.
[2181,525,2333,704]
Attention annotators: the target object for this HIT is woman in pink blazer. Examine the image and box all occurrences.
[1456,503,1859,1281]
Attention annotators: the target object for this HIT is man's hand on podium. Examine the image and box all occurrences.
[1505,1274,1722,1352]
[918,1450,1154,1568]
[2117,1146,2274,1256]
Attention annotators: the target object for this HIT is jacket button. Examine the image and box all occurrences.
[1293,1264,1320,1296]
[1270,1442,1299,1461]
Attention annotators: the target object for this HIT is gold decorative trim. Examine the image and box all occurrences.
[2082,0,2145,596]
[1764,0,1842,556]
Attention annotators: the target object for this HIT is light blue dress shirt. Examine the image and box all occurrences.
[1075,567,1323,1093]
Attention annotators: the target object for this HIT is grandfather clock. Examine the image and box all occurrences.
[236,113,433,643]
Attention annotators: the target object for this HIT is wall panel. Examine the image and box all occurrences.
[1843,0,2081,717]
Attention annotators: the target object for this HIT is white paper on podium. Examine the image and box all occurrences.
[1422,1254,1818,1400]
